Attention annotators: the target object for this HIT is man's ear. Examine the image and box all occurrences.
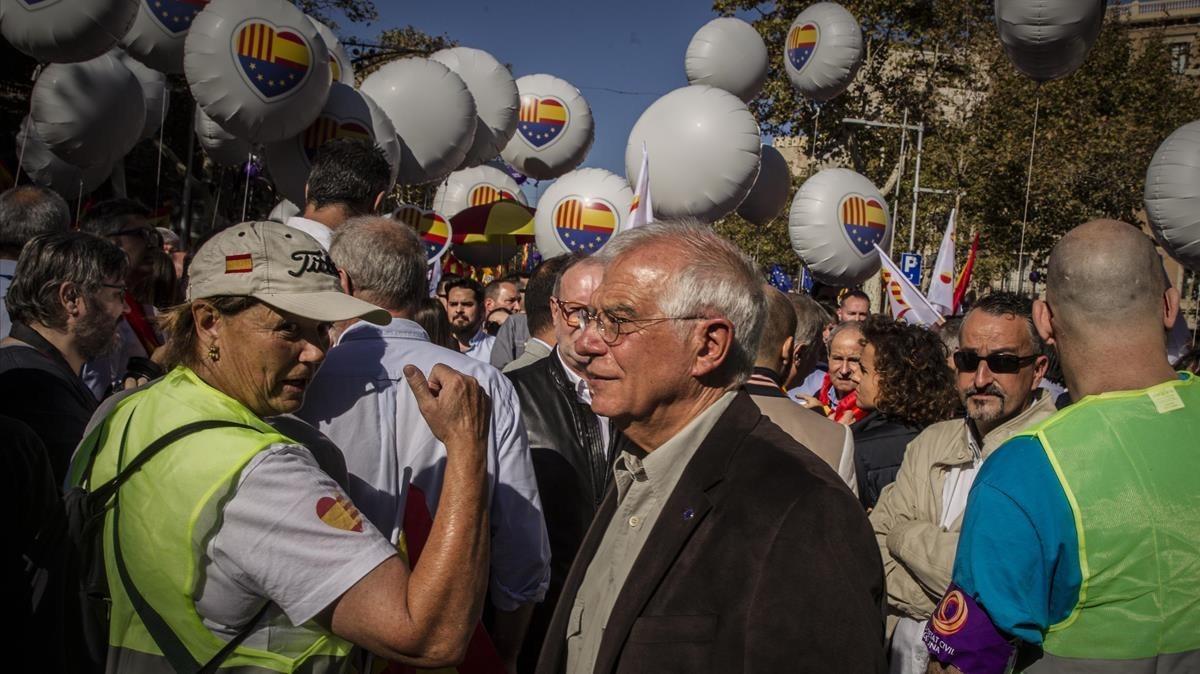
[691,318,735,379]
[372,191,386,215]
[58,281,82,317]
[779,335,795,371]
[1163,286,1181,332]
[338,268,353,296]
[1033,299,1056,347]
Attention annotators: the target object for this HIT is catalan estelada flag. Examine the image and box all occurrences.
[840,194,888,255]
[302,116,371,161]
[877,244,943,327]
[927,208,957,316]
[235,21,312,99]
[468,184,516,207]
[517,95,567,148]
[787,23,818,71]
[554,197,617,253]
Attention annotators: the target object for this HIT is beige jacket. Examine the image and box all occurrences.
[751,393,857,495]
[869,392,1058,629]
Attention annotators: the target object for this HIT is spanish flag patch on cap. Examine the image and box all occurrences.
[225,253,253,274]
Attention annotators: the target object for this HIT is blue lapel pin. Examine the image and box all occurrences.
[682,507,695,521]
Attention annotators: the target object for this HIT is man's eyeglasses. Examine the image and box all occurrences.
[953,350,1040,375]
[551,297,588,327]
[575,308,704,346]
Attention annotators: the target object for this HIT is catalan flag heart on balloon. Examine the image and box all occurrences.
[786,23,818,72]
[553,196,618,253]
[839,193,888,256]
[150,0,210,36]
[517,94,568,149]
[394,204,453,262]
[468,183,518,207]
[301,115,371,161]
[233,19,312,100]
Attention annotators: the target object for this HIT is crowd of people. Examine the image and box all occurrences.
[3,138,1198,674]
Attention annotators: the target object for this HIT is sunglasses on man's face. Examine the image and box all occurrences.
[953,350,1040,375]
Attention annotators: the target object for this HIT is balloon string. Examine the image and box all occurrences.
[154,94,168,211]
[241,152,252,222]
[16,116,32,187]
[1017,90,1041,294]
[809,103,821,175]
[211,168,224,229]
[76,178,84,224]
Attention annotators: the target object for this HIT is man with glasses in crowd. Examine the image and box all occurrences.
[78,198,166,397]
[536,222,885,674]
[507,253,612,673]
[0,232,128,482]
[867,292,1056,673]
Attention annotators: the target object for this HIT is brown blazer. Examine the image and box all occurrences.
[535,392,886,674]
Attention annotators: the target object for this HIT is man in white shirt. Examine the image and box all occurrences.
[284,138,392,251]
[298,216,549,671]
[0,185,71,339]
[446,276,496,363]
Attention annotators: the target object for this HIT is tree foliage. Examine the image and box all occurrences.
[711,0,1198,287]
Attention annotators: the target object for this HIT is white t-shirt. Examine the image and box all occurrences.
[194,443,397,641]
[285,216,333,251]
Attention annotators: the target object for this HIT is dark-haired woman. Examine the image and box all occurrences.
[852,315,959,509]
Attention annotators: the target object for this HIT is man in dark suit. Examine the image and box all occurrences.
[536,222,886,674]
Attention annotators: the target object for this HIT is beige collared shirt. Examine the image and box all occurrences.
[564,391,737,674]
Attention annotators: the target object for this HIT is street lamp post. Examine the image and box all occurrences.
[842,116,925,253]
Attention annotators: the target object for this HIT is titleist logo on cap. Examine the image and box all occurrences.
[289,250,338,279]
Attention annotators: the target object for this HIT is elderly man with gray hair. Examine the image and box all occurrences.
[536,221,886,674]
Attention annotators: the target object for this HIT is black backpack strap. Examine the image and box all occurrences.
[109,418,266,673]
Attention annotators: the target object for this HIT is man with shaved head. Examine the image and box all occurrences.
[925,220,1200,674]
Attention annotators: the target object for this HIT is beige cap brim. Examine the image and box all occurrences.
[254,291,391,326]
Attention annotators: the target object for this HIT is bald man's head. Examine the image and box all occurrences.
[1046,220,1165,336]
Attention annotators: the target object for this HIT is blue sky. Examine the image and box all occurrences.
[344,0,761,198]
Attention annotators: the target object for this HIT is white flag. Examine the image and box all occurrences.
[875,244,944,327]
[927,208,957,315]
[628,142,653,229]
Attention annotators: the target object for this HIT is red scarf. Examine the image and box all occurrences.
[818,372,867,423]
[123,291,161,355]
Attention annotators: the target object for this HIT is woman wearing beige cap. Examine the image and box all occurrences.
[68,221,492,673]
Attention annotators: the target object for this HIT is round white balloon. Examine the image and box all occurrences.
[116,50,169,140]
[1145,120,1200,271]
[534,168,633,259]
[1,0,138,63]
[307,16,355,87]
[360,57,477,185]
[430,47,519,169]
[737,144,791,225]
[17,117,111,199]
[995,0,1104,83]
[31,52,145,169]
[783,2,863,103]
[789,168,892,286]
[119,0,208,73]
[500,74,594,181]
[625,85,761,223]
[185,0,331,143]
[685,17,768,104]
[264,82,401,206]
[433,164,527,220]
[268,198,299,223]
[194,107,251,167]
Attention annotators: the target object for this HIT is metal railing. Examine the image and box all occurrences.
[1109,0,1200,21]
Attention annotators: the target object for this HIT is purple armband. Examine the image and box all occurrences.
[922,584,1015,674]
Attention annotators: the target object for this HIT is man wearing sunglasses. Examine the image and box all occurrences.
[869,292,1056,672]
[926,221,1200,673]
[537,222,885,674]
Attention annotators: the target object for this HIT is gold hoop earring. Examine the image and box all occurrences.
[207,344,220,362]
